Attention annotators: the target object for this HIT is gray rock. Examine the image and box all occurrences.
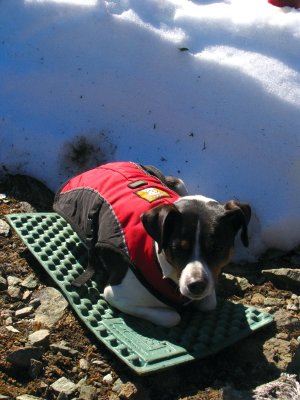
[19,201,36,213]
[6,325,20,333]
[16,396,43,400]
[50,342,78,357]
[79,385,97,400]
[5,316,13,325]
[0,193,7,200]
[7,276,21,286]
[15,306,34,318]
[21,274,38,289]
[22,290,32,301]
[220,273,252,295]
[0,219,10,237]
[273,309,300,331]
[263,297,286,307]
[0,395,11,400]
[6,346,44,367]
[112,378,124,394]
[262,268,300,289]
[118,382,138,399]
[34,287,68,327]
[7,285,22,299]
[28,329,50,348]
[29,297,41,309]
[253,373,300,400]
[0,275,7,291]
[79,358,89,371]
[263,338,292,370]
[51,377,77,396]
[103,373,114,384]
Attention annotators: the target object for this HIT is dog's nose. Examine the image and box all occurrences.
[187,280,207,295]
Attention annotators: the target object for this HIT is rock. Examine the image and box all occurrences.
[262,268,300,289]
[1,309,12,319]
[103,373,114,384]
[29,359,44,379]
[16,396,43,400]
[263,338,292,370]
[7,285,22,299]
[112,379,149,400]
[287,294,300,311]
[79,358,89,371]
[21,274,38,289]
[6,346,44,367]
[0,219,10,237]
[19,201,36,213]
[15,306,34,318]
[0,395,11,400]
[50,342,78,357]
[263,297,285,307]
[34,287,68,327]
[76,377,87,388]
[51,377,77,396]
[6,326,20,333]
[78,385,97,400]
[273,309,300,331]
[0,275,7,291]
[29,298,41,309]
[220,273,252,295]
[253,373,300,400]
[28,329,50,348]
[7,276,21,286]
[108,394,120,400]
[118,382,138,399]
[22,290,32,301]
[250,293,265,305]
[0,193,7,200]
[5,316,13,325]
[112,378,123,394]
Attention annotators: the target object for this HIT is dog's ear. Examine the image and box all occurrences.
[224,201,252,247]
[141,204,181,253]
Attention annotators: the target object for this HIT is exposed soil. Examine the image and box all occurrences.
[0,175,299,400]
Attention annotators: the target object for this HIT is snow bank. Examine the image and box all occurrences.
[1,0,300,258]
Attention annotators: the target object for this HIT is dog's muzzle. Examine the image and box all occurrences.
[179,260,213,300]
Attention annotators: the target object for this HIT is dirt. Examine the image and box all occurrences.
[0,175,299,400]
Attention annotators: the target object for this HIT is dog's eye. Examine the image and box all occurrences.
[171,239,190,251]
[180,239,190,250]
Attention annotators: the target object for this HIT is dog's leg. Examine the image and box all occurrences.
[193,290,217,312]
[103,269,181,327]
[104,285,181,327]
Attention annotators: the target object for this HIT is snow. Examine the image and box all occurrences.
[1,0,300,259]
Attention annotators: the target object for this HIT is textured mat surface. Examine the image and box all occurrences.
[7,213,274,374]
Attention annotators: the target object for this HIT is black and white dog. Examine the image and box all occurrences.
[104,197,251,327]
[54,162,251,327]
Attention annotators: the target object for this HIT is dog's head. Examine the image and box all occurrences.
[141,196,251,301]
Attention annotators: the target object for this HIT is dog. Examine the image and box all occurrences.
[54,162,251,327]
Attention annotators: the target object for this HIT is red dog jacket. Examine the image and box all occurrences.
[54,162,188,307]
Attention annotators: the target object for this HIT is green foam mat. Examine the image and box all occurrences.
[7,213,273,374]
